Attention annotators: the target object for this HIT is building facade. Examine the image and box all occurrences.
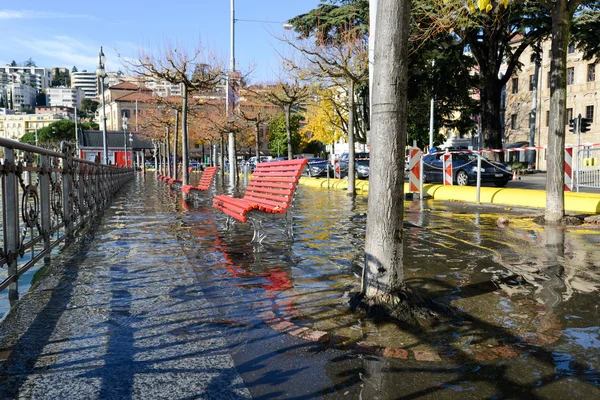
[71,71,98,99]
[0,113,67,141]
[46,87,84,109]
[0,83,38,110]
[0,65,53,91]
[504,39,599,169]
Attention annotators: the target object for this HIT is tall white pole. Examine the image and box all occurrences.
[100,77,108,164]
[227,0,236,184]
[74,106,79,156]
[428,60,435,151]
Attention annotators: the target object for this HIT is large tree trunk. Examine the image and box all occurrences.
[166,126,171,179]
[362,0,409,300]
[545,0,571,224]
[174,110,179,180]
[255,122,260,162]
[181,85,190,186]
[347,79,356,197]
[285,104,293,160]
[480,78,503,151]
[220,134,226,179]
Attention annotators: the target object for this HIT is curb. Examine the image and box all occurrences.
[298,177,600,214]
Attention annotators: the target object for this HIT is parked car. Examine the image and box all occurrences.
[422,152,512,187]
[335,152,370,179]
[245,156,271,171]
[303,158,333,177]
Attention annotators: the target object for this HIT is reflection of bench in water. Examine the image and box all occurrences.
[212,159,307,244]
[181,166,218,196]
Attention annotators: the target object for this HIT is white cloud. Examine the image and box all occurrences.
[13,36,98,69]
[0,10,91,20]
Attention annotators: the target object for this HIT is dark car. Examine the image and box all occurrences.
[336,152,370,179]
[303,158,333,177]
[422,152,512,187]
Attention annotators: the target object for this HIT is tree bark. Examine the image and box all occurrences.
[347,79,356,197]
[255,122,260,162]
[285,104,293,160]
[362,0,409,299]
[545,0,571,224]
[480,78,503,151]
[181,85,190,186]
[174,110,179,180]
[166,126,171,179]
[220,134,226,179]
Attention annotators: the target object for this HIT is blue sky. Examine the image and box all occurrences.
[0,0,320,83]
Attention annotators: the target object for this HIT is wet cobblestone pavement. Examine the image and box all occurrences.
[0,172,599,399]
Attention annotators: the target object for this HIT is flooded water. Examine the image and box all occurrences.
[176,173,600,397]
[2,172,599,398]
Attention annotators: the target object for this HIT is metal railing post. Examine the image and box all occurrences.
[39,154,51,262]
[62,144,73,237]
[3,148,20,302]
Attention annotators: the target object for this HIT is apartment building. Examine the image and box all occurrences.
[71,71,98,99]
[0,83,38,109]
[0,65,53,91]
[504,39,599,168]
[0,113,67,141]
[47,87,85,109]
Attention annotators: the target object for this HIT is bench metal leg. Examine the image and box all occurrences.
[284,212,294,240]
[249,218,267,244]
[225,216,236,231]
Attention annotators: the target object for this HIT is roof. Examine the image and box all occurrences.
[108,81,140,90]
[79,130,154,149]
[114,92,155,103]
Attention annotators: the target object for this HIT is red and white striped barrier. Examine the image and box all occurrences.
[409,147,422,193]
[565,147,573,192]
[443,153,453,186]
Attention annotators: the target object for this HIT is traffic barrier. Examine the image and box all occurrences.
[442,153,453,186]
[334,161,341,179]
[565,147,573,192]
[409,147,422,192]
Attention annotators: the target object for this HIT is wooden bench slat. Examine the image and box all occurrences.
[248,182,295,190]
[242,195,289,210]
[252,171,302,178]
[245,186,293,196]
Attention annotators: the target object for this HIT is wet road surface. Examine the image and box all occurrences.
[0,172,599,399]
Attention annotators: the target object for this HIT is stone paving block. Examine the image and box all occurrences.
[413,350,441,362]
[300,330,330,343]
[382,347,409,359]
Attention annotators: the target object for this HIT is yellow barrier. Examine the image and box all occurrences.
[298,177,600,214]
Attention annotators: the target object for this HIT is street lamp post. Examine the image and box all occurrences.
[96,47,108,164]
[122,113,128,167]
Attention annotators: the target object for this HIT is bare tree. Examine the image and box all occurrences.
[262,79,310,161]
[283,28,368,196]
[121,41,224,186]
[238,89,279,160]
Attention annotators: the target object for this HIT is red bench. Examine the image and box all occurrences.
[212,159,307,244]
[182,166,218,195]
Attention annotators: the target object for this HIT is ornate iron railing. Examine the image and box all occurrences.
[0,138,133,300]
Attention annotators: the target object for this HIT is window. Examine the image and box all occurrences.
[588,64,596,82]
[568,43,575,54]
[546,110,550,127]
[122,109,131,118]
[567,67,575,85]
[566,108,573,125]
[529,74,536,91]
[510,114,517,129]
[512,77,519,94]
[586,105,594,122]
